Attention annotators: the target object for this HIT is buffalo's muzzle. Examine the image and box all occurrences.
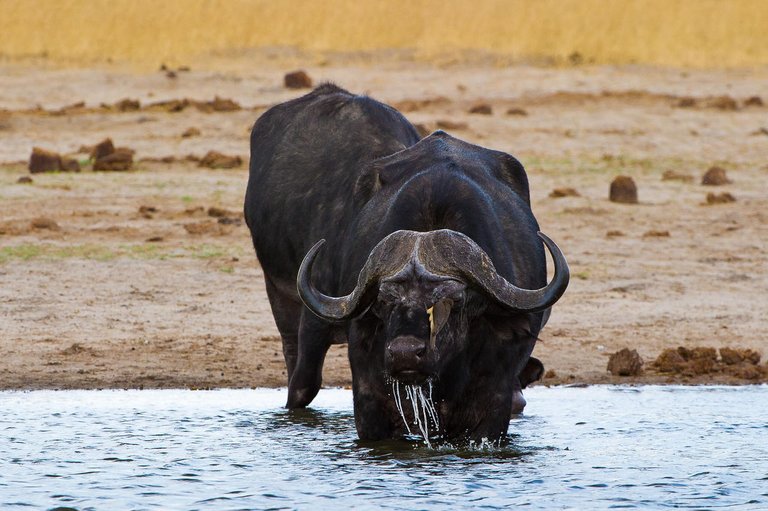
[386,336,433,383]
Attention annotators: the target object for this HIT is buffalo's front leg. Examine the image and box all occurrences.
[286,311,331,408]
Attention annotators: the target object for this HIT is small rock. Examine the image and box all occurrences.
[90,138,115,160]
[199,151,242,169]
[435,119,468,130]
[676,97,697,108]
[661,170,693,183]
[544,369,557,379]
[284,70,313,89]
[643,230,670,238]
[217,216,243,226]
[17,176,33,184]
[181,127,201,138]
[706,192,736,205]
[606,230,624,237]
[31,217,60,230]
[549,187,580,198]
[207,206,232,218]
[115,98,140,111]
[61,157,81,172]
[506,107,528,116]
[654,348,686,373]
[208,96,241,112]
[146,236,164,242]
[93,148,133,171]
[701,166,731,185]
[708,95,739,111]
[468,103,492,115]
[744,96,764,107]
[609,175,638,204]
[184,220,218,235]
[607,348,644,376]
[29,147,63,173]
[720,347,760,365]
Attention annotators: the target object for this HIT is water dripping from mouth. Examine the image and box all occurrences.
[391,380,440,447]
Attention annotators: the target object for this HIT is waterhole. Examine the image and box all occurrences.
[1,386,766,510]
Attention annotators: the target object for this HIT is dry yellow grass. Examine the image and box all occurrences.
[1,0,766,68]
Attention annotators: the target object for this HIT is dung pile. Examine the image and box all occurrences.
[653,346,767,380]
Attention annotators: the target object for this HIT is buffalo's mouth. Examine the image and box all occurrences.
[390,369,430,385]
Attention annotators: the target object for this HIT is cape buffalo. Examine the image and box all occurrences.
[245,84,569,443]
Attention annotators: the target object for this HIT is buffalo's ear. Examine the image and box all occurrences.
[353,163,382,205]
[519,356,544,388]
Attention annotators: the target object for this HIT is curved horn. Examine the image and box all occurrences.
[297,232,419,321]
[421,230,569,313]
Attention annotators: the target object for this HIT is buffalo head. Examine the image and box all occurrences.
[297,229,568,385]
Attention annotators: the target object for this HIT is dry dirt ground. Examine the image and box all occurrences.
[1,56,767,392]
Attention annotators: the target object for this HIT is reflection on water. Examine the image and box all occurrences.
[1,386,767,510]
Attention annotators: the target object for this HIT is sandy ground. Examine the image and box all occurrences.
[1,56,767,391]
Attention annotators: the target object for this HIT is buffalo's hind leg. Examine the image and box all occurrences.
[286,311,332,408]
[263,275,302,380]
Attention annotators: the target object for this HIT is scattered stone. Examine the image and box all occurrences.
[661,170,694,183]
[549,187,580,198]
[199,151,242,169]
[544,369,557,379]
[182,127,201,138]
[751,127,768,136]
[435,119,468,130]
[284,70,313,89]
[701,166,731,185]
[682,347,718,375]
[643,230,670,238]
[609,175,638,204]
[165,70,178,79]
[676,97,696,108]
[217,216,243,226]
[719,347,760,365]
[393,96,450,112]
[90,138,115,160]
[606,230,624,237]
[146,236,164,242]
[468,103,492,115]
[139,205,158,218]
[607,348,644,376]
[744,96,764,107]
[29,147,62,173]
[708,95,739,111]
[706,192,736,205]
[61,157,81,172]
[93,148,133,171]
[115,98,140,111]
[654,348,686,373]
[207,96,241,112]
[184,220,219,235]
[506,107,528,116]
[207,206,233,218]
[148,98,190,113]
[30,217,60,230]
[17,176,33,184]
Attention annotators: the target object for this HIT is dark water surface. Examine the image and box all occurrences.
[1,386,766,510]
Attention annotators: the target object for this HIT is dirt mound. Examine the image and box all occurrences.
[284,70,313,89]
[468,103,492,115]
[607,348,644,376]
[653,346,767,380]
[701,166,731,185]
[93,146,134,171]
[706,192,736,205]
[609,176,638,204]
[661,170,693,183]
[198,151,242,169]
[550,187,580,198]
[29,147,80,173]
